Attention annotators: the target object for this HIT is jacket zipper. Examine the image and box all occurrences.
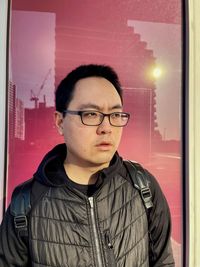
[88,197,103,267]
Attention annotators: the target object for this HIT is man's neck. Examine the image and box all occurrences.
[63,161,109,185]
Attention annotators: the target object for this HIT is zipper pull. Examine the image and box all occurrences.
[105,231,113,249]
[88,197,94,208]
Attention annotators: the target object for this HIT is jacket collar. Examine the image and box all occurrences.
[34,143,123,187]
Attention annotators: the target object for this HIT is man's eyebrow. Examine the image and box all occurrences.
[78,103,123,110]
[110,104,123,110]
[78,103,101,110]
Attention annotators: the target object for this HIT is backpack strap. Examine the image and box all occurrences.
[10,179,49,238]
[10,179,33,237]
[124,160,153,209]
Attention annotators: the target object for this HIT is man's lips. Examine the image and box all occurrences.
[96,142,113,146]
[95,142,113,150]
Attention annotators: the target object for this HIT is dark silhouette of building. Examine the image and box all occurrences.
[25,98,61,149]
[8,81,16,142]
[15,98,25,140]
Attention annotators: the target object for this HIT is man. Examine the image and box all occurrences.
[0,64,174,266]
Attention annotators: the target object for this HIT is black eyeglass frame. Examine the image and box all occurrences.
[62,110,130,127]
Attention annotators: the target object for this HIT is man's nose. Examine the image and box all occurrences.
[96,115,112,134]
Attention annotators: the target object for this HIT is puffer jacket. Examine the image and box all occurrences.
[0,144,175,267]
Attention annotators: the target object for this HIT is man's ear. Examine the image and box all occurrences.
[54,111,64,135]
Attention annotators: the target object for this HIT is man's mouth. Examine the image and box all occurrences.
[96,142,113,150]
[96,142,112,146]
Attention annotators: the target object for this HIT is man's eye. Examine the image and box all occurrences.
[83,112,98,118]
[112,113,121,118]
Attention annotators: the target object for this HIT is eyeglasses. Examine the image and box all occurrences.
[62,110,130,127]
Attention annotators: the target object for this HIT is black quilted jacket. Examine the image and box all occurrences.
[0,144,175,267]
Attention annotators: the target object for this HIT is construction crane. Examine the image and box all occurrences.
[30,68,51,109]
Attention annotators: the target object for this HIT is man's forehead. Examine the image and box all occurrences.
[74,76,116,91]
[70,77,123,109]
[77,103,123,111]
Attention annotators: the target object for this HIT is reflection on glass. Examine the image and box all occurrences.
[8,1,182,266]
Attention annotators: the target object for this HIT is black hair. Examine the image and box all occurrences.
[55,64,123,112]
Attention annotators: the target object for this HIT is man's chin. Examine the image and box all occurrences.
[91,153,115,167]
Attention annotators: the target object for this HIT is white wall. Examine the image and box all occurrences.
[189,0,200,266]
[0,0,9,220]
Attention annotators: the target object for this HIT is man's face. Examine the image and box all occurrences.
[55,77,123,169]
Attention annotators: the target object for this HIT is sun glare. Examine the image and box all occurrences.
[152,67,162,79]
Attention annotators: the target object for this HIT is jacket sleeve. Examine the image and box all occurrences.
[0,206,29,267]
[147,171,175,267]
